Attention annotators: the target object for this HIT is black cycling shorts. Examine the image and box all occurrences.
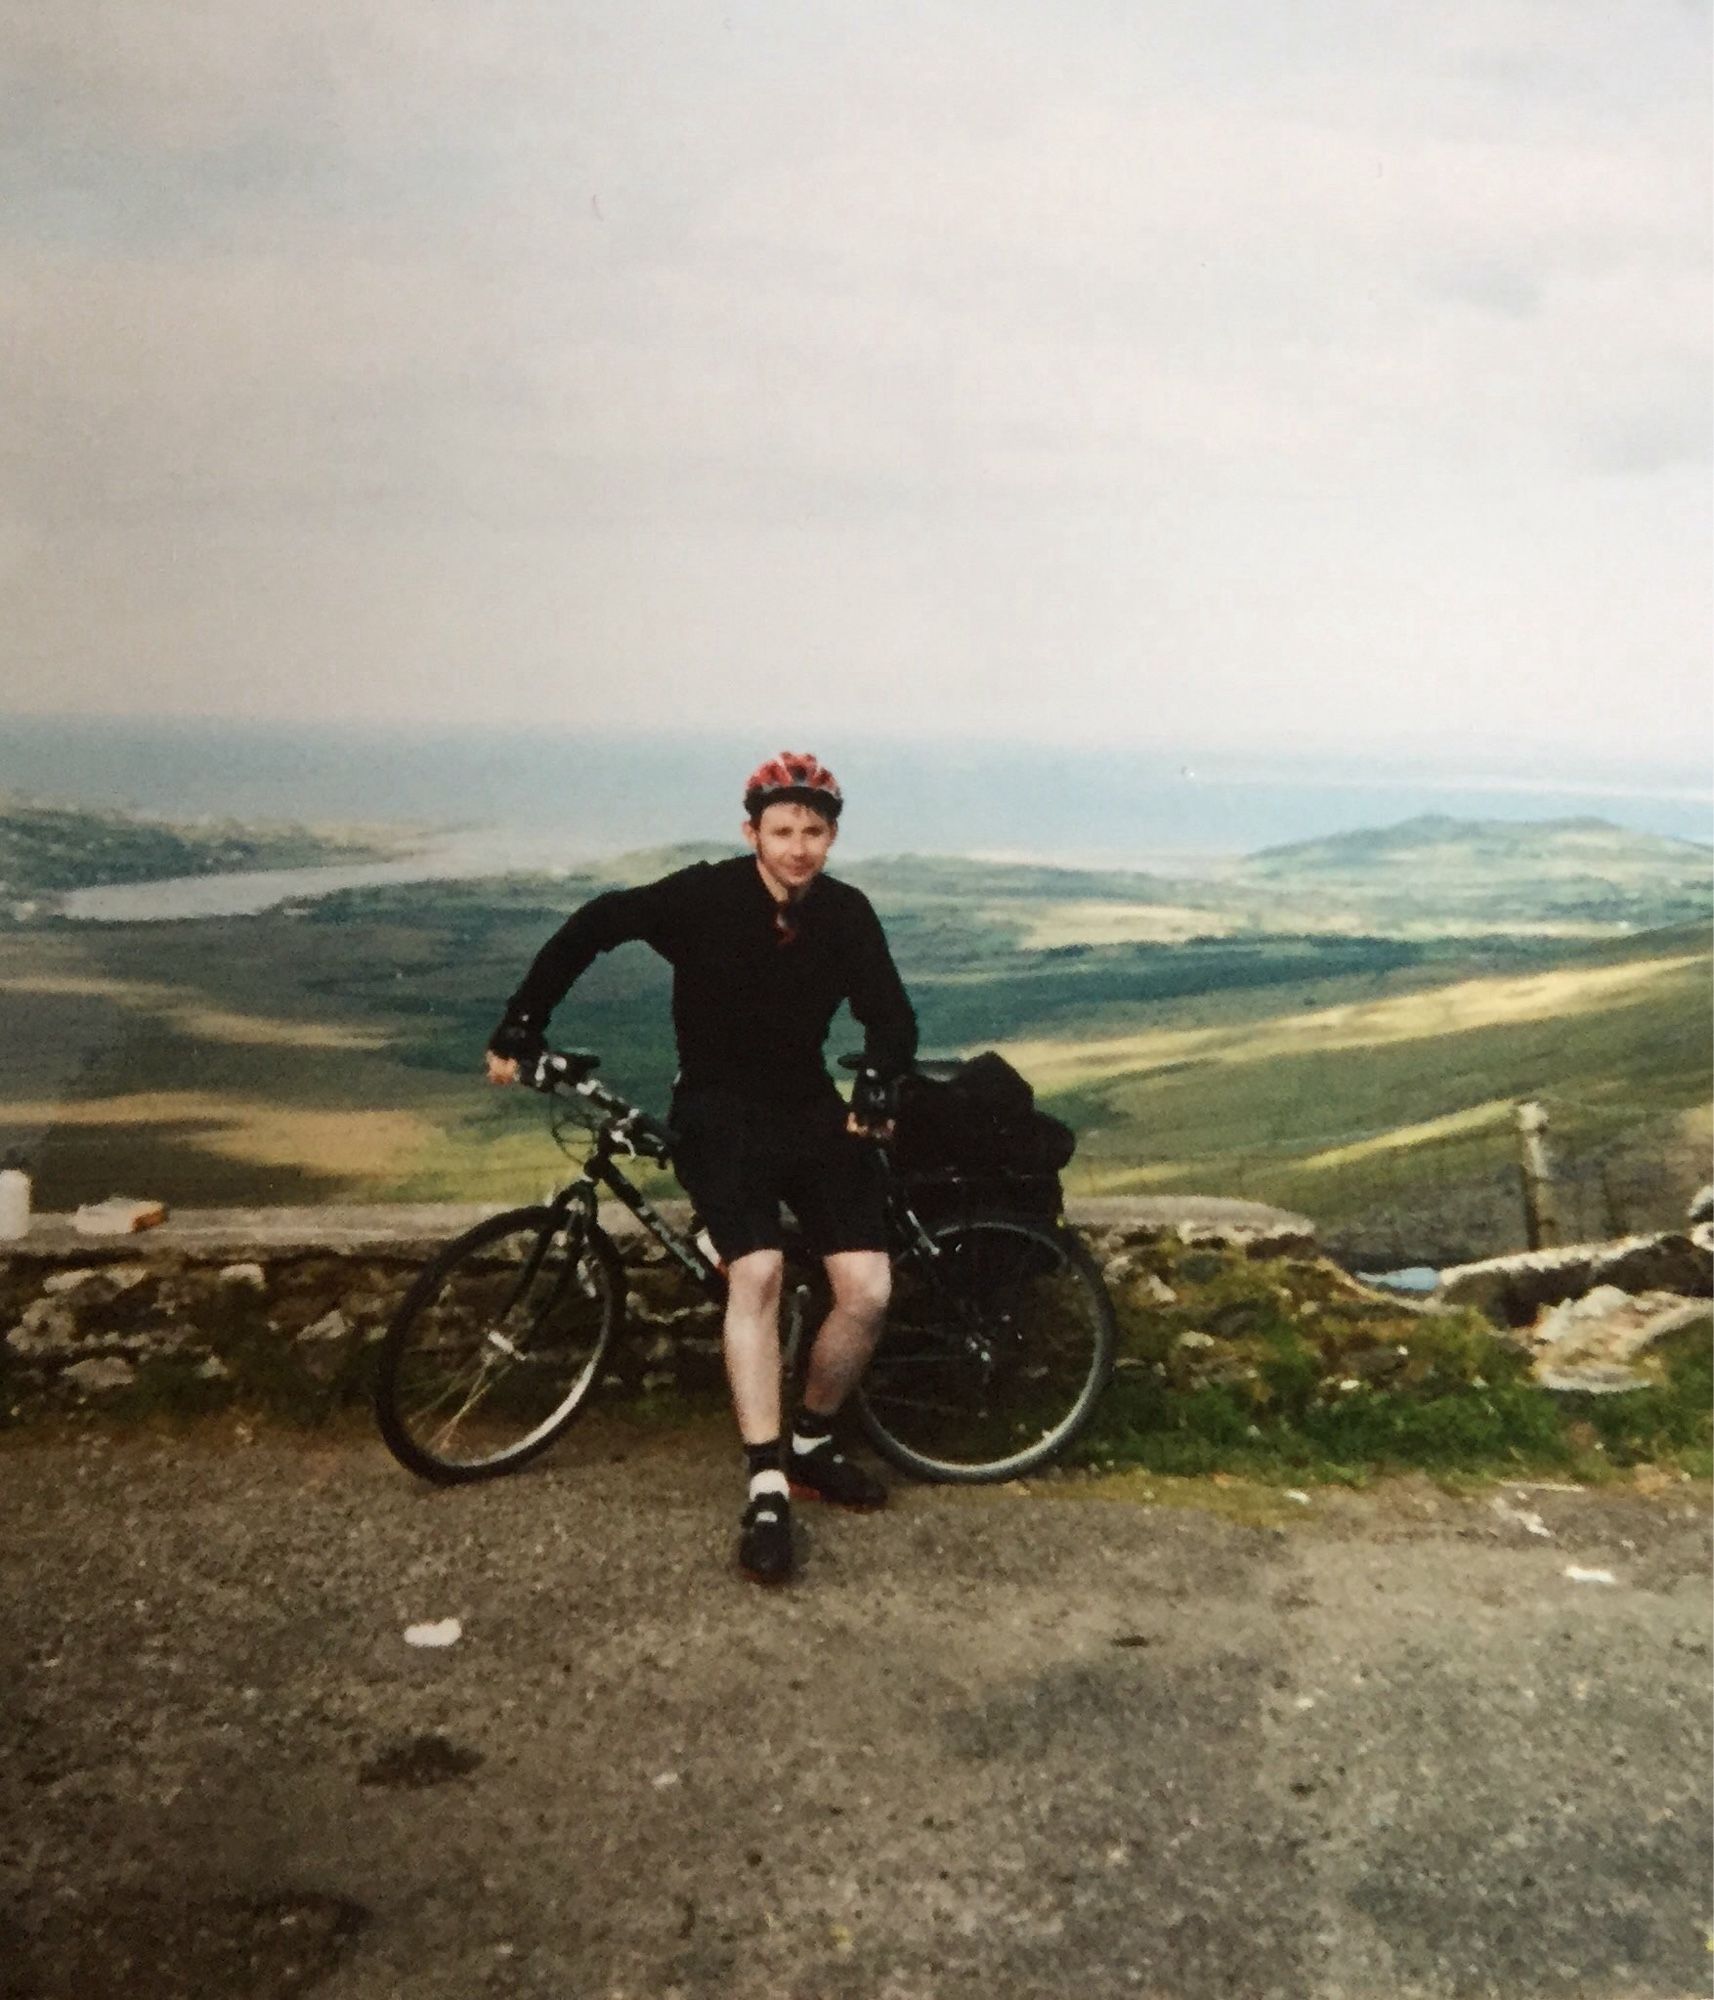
[670,1086,887,1265]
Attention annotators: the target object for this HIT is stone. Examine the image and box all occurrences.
[41,1269,99,1296]
[1175,1330,1216,1351]
[1546,1283,1635,1325]
[63,1356,137,1393]
[1592,1233,1710,1299]
[340,1288,395,1321]
[297,1309,352,1345]
[1241,1226,1319,1260]
[1531,1290,1711,1394]
[1342,1344,1410,1385]
[218,1262,267,1290]
[1690,1185,1713,1227]
[5,1299,83,1356]
[1100,1222,1174,1253]
[1175,1220,1317,1259]
[195,1355,233,1381]
[1101,1251,1177,1303]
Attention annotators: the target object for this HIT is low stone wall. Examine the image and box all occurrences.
[1436,1228,1714,1326]
[0,1196,1317,1418]
[1432,1222,1714,1395]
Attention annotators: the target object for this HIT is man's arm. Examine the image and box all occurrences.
[486,872,686,1080]
[844,893,917,1131]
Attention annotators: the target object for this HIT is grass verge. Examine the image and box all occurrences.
[1073,1248,1711,1485]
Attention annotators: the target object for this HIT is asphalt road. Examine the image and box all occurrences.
[2,1419,1708,2000]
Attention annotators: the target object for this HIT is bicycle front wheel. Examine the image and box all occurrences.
[374,1206,622,1484]
[856,1217,1114,1484]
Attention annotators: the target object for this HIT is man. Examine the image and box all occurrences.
[486,752,917,1585]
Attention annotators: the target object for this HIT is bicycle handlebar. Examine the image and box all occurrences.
[518,1046,904,1164]
[523,1049,675,1163]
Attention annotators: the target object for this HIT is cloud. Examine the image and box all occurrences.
[0,0,1707,758]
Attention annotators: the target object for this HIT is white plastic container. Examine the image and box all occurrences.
[0,1168,31,1241]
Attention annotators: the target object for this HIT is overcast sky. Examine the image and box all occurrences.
[3,1,1709,775]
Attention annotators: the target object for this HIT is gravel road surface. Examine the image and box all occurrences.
[2,1420,1708,2000]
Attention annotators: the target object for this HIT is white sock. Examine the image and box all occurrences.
[748,1468,788,1502]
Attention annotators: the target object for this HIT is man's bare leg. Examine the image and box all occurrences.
[725,1249,796,1584]
[802,1250,891,1418]
[723,1249,786,1445]
[785,1250,891,1509]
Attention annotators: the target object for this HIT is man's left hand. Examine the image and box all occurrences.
[847,1067,898,1144]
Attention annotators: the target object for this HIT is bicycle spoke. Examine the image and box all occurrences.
[376,1210,620,1481]
[857,1217,1113,1482]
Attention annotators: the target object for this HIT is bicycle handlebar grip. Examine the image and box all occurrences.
[528,1047,602,1091]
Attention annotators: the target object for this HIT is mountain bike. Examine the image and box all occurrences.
[373,1049,1114,1488]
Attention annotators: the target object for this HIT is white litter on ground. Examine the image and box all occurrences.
[1563,1567,1618,1586]
[1283,1490,1311,1505]
[403,1618,463,1648]
[1490,1496,1553,1539]
[652,1771,681,1789]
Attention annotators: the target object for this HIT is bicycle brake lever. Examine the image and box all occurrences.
[613,1109,674,1161]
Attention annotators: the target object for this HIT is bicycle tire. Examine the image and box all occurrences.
[374,1206,623,1485]
[855,1216,1114,1484]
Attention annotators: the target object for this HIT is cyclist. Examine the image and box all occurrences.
[486,752,917,1585]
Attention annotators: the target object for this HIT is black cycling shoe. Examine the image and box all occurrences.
[738,1493,795,1586]
[787,1441,888,1511]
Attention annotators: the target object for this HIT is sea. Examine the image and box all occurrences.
[3,717,1709,921]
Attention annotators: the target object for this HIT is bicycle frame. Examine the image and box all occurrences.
[546,1138,725,1299]
[534,1057,979,1308]
[374,1052,1112,1488]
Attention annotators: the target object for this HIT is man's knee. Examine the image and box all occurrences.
[827,1251,890,1325]
[726,1248,785,1313]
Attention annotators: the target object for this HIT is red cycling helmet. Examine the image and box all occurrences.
[743,751,843,823]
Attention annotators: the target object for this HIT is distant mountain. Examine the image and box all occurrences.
[1243,813,1709,877]
[1228,814,1712,934]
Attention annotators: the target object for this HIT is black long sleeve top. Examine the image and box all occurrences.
[501,857,917,1103]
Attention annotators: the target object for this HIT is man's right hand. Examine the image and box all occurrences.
[486,1013,545,1085]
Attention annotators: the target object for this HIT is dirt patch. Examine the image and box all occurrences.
[356,1732,484,1789]
[6,1889,370,2000]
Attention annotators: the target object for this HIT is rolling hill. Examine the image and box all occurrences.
[0,798,398,905]
[0,811,1707,1262]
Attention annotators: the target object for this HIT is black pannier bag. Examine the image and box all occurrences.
[890,1052,1075,1225]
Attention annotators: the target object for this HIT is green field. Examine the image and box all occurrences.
[0,814,1708,1263]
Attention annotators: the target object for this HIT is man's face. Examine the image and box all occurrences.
[743,800,837,900]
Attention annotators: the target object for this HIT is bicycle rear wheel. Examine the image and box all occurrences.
[855,1217,1114,1483]
[374,1206,622,1484]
